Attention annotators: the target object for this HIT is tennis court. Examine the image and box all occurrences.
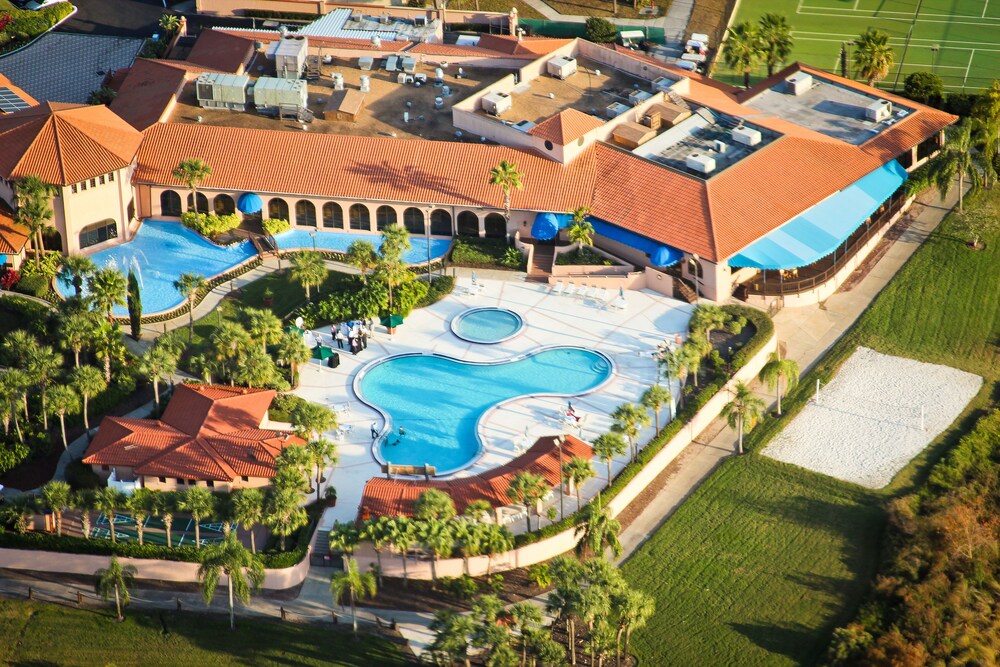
[730,0,1000,91]
[92,512,234,546]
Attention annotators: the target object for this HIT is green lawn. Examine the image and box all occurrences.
[724,0,1000,92]
[0,599,406,667]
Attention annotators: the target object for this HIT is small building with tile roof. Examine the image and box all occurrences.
[83,383,305,493]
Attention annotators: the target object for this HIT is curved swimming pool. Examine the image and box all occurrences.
[357,348,613,473]
[451,307,524,344]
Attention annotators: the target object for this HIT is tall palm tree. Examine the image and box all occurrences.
[680,336,710,388]
[60,311,98,368]
[304,438,337,503]
[640,384,672,433]
[263,486,308,551]
[139,344,177,415]
[417,518,454,585]
[758,13,794,77]
[3,329,35,370]
[153,491,177,548]
[73,489,96,540]
[853,28,895,87]
[211,321,251,384]
[39,480,71,537]
[242,308,282,353]
[690,303,729,341]
[60,254,96,298]
[429,608,476,666]
[28,345,61,431]
[563,456,596,511]
[69,364,107,434]
[451,519,486,576]
[360,515,395,586]
[231,488,264,554]
[14,175,55,268]
[330,559,377,635]
[480,523,513,576]
[94,556,137,622]
[506,471,547,532]
[172,159,212,213]
[387,516,416,586]
[126,488,156,546]
[179,486,216,549]
[290,251,327,301]
[592,432,627,488]
[574,494,622,559]
[46,384,79,450]
[722,381,767,454]
[929,119,980,212]
[92,487,125,544]
[610,403,651,463]
[289,401,336,441]
[198,533,265,630]
[758,350,800,416]
[4,368,30,425]
[87,268,127,322]
[377,224,412,310]
[613,587,655,664]
[274,331,311,389]
[345,240,378,284]
[723,22,763,88]
[566,206,594,250]
[174,272,207,339]
[488,160,524,224]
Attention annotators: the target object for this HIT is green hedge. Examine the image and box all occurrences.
[722,304,772,369]
[262,218,290,236]
[181,211,241,239]
[924,408,1000,495]
[450,237,515,268]
[417,275,455,308]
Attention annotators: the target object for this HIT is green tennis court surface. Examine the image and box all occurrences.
[93,512,234,546]
[730,0,1000,91]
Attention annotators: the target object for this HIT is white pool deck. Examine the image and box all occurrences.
[279,277,694,532]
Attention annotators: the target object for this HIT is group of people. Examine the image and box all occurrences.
[332,318,375,355]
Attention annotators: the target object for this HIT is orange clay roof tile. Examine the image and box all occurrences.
[527,109,604,145]
[185,29,256,73]
[0,200,29,255]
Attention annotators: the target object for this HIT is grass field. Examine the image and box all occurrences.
[622,188,1000,665]
[0,599,406,666]
[729,0,1000,91]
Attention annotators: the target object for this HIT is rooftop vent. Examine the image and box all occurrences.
[866,99,893,122]
[713,139,728,154]
[686,152,716,174]
[784,73,812,96]
[731,126,762,146]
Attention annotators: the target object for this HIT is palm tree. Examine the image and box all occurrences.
[92,487,125,544]
[198,533,265,630]
[640,384,672,433]
[73,490,95,540]
[359,515,395,586]
[592,432,627,488]
[60,311,99,368]
[330,559,377,635]
[506,471,547,532]
[563,456,596,512]
[153,491,177,548]
[174,272,207,339]
[509,601,544,666]
[722,381,767,454]
[211,320,251,384]
[290,251,327,300]
[451,519,486,576]
[263,486,308,551]
[14,175,54,268]
[4,368,30,424]
[613,588,655,664]
[172,158,212,213]
[242,308,282,353]
[417,518,454,585]
[159,12,181,33]
[40,480,71,537]
[610,403,651,463]
[574,494,622,559]
[28,345,61,431]
[481,523,513,576]
[414,488,457,522]
[126,488,156,546]
[139,344,177,415]
[3,329,35,370]
[758,13,794,76]
[276,331,311,389]
[179,487,216,549]
[231,488,264,554]
[46,384,79,450]
[546,557,584,665]
[60,254,96,298]
[377,224,412,310]
[289,401,336,441]
[87,268,127,322]
[680,336,709,389]
[388,516,416,586]
[0,495,36,534]
[929,119,980,213]
[69,365,107,434]
[304,438,337,503]
[567,206,594,250]
[429,608,476,666]
[724,22,763,88]
[758,350,799,416]
[690,303,729,342]
[94,556,137,622]
[345,240,378,284]
[488,160,524,224]
[853,28,895,87]
[463,499,492,523]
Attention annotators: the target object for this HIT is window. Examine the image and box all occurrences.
[430,209,452,236]
[295,200,317,227]
[544,140,554,151]
[206,480,215,488]
[456,211,479,237]
[187,192,209,214]
[89,179,96,188]
[71,184,78,194]
[160,190,182,216]
[376,206,397,231]
[323,202,343,229]
[187,479,196,486]
[214,194,236,216]
[349,204,370,231]
[80,181,87,191]
[159,476,166,483]
[241,476,249,482]
[78,219,118,249]
[403,207,425,235]
[484,213,506,239]
[102,465,109,471]
[177,478,185,485]
[109,172,115,182]
[268,198,289,221]
[99,175,106,185]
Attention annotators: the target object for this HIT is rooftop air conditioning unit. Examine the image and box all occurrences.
[482,91,512,116]
[785,73,812,96]
[686,152,716,174]
[731,126,761,146]
[866,99,893,122]
[652,76,673,93]
[713,139,728,154]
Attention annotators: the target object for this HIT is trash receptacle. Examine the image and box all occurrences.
[328,352,340,368]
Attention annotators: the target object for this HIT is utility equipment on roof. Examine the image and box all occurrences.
[195,73,250,111]
[866,99,893,122]
[785,72,813,96]
[275,35,308,79]
[686,152,716,174]
[0,87,32,113]
[547,55,577,80]
[731,126,762,146]
[253,76,308,118]
[482,91,512,116]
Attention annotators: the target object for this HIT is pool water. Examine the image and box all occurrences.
[273,229,451,264]
[57,220,257,315]
[452,307,524,343]
[359,348,612,472]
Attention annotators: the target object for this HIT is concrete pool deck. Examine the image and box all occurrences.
[284,276,694,532]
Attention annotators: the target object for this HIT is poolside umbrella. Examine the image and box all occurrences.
[380,314,404,333]
[237,192,263,214]
[530,213,560,241]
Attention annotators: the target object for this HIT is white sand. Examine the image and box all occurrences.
[763,347,982,488]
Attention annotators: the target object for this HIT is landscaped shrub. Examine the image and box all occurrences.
[585,17,617,43]
[0,438,30,474]
[554,247,615,266]
[500,247,525,269]
[391,278,428,317]
[0,2,73,53]
[262,218,290,236]
[64,458,104,491]
[181,211,241,239]
[924,408,1000,494]
[417,275,455,308]
[14,274,50,298]
[440,574,479,600]
[242,8,321,20]
[451,237,512,268]
[269,393,310,423]
[0,268,19,290]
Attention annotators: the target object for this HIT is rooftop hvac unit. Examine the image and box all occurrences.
[866,99,893,122]
[652,76,674,93]
[784,72,813,96]
[731,126,762,146]
[713,140,728,154]
[380,14,390,24]
[546,56,577,80]
[686,152,716,174]
[482,91,512,116]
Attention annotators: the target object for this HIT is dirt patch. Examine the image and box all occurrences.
[361,566,547,614]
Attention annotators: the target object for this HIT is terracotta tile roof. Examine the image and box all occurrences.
[109,59,191,130]
[358,435,592,518]
[407,42,536,59]
[0,102,142,185]
[527,109,604,145]
[0,73,38,110]
[185,29,256,73]
[217,29,411,52]
[134,123,596,212]
[83,384,304,482]
[475,34,572,57]
[0,200,30,255]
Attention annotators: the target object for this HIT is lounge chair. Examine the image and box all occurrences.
[595,287,608,304]
[550,280,564,296]
[564,281,576,297]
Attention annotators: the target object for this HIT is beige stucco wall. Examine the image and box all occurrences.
[60,164,136,255]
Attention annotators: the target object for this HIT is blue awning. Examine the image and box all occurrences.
[592,219,682,266]
[531,213,560,240]
[0,254,7,265]
[237,192,263,214]
[728,160,907,270]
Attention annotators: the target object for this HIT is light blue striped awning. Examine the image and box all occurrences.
[728,160,907,270]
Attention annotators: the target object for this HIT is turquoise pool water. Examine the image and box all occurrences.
[56,220,257,315]
[452,307,524,343]
[273,229,451,264]
[359,348,612,472]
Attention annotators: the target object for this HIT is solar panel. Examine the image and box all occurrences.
[0,87,31,113]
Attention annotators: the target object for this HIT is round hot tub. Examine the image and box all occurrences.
[451,307,525,344]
